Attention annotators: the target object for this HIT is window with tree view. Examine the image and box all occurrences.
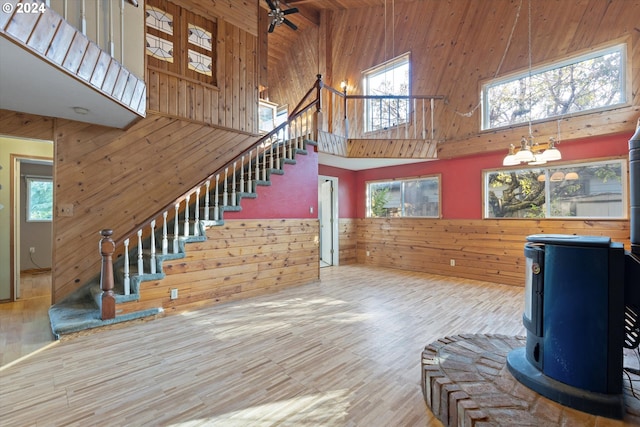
[367,176,440,218]
[26,177,53,222]
[483,44,626,130]
[364,54,410,132]
[485,159,626,219]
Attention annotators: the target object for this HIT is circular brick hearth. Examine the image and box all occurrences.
[421,334,640,426]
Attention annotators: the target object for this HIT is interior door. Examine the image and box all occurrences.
[319,179,334,267]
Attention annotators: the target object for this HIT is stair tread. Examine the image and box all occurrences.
[51,137,317,337]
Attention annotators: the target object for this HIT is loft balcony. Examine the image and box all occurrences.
[0,0,145,129]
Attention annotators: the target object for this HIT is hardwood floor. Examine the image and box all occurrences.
[0,265,526,426]
[0,271,55,367]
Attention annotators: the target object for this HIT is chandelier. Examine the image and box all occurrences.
[502,0,561,167]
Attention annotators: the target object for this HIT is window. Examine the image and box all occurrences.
[367,176,440,218]
[484,159,626,219]
[363,54,410,132]
[26,177,53,222]
[482,44,626,130]
[146,0,217,86]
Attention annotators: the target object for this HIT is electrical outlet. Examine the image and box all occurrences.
[29,247,36,254]
[58,204,74,217]
[366,251,370,256]
[170,288,178,300]
[450,259,455,267]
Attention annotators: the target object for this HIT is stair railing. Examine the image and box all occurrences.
[47,0,141,71]
[319,85,445,141]
[98,75,325,319]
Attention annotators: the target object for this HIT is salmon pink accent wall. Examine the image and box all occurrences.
[351,133,631,219]
[224,149,319,219]
[318,164,358,218]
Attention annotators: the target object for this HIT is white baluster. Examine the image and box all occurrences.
[276,133,280,169]
[269,142,274,170]
[194,188,200,236]
[184,194,191,237]
[162,211,168,255]
[80,0,86,34]
[173,203,179,254]
[247,151,252,193]
[137,229,143,276]
[123,238,130,295]
[239,156,245,194]
[204,180,210,221]
[255,148,260,182]
[150,220,156,274]
[231,162,237,206]
[108,0,114,56]
[223,168,229,206]
[214,174,220,221]
[262,146,267,180]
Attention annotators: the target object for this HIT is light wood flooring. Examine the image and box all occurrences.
[0,271,55,367]
[0,265,527,426]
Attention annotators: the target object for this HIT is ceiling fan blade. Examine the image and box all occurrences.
[283,18,297,31]
[282,7,299,15]
[268,21,276,33]
[265,0,277,11]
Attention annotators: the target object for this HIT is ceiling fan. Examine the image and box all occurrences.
[266,0,299,33]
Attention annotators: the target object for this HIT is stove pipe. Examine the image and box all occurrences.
[630,124,640,257]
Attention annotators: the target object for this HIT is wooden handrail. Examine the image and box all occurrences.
[110,76,324,249]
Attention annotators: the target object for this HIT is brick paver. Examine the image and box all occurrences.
[421,334,640,426]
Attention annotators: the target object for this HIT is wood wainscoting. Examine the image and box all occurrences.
[356,218,631,287]
[119,219,320,315]
[338,218,357,265]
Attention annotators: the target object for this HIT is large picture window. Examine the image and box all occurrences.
[26,177,53,222]
[363,54,410,132]
[367,176,440,218]
[482,44,626,130]
[484,159,626,219]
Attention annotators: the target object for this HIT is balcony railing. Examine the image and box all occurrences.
[47,0,144,78]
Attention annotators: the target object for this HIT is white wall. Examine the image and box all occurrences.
[0,137,53,300]
[20,162,53,271]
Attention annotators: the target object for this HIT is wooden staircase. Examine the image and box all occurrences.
[48,135,317,338]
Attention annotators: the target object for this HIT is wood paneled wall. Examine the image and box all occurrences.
[269,0,639,157]
[356,218,631,287]
[267,26,319,106]
[338,218,357,265]
[0,110,54,141]
[119,219,320,314]
[147,19,258,133]
[53,113,257,302]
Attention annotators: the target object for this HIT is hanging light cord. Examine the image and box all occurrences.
[456,0,524,118]
[527,0,533,139]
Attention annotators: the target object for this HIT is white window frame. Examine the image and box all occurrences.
[363,53,411,133]
[366,175,441,218]
[483,158,627,219]
[481,43,627,131]
[25,176,53,222]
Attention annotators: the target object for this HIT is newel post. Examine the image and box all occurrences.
[315,74,324,141]
[316,74,323,112]
[100,229,116,320]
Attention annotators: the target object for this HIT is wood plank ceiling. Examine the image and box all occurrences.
[262,0,415,87]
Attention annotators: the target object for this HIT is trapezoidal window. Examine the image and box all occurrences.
[482,44,626,130]
[363,53,410,132]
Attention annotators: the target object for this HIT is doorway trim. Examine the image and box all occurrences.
[10,155,53,301]
[318,175,339,267]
